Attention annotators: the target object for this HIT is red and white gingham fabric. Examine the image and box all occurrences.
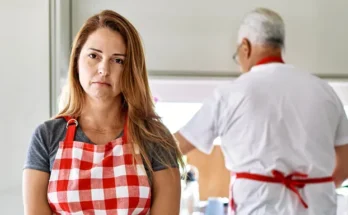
[47,116,151,215]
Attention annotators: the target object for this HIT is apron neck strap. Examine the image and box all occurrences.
[255,56,284,66]
[64,116,78,142]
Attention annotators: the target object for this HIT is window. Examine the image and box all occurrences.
[155,101,222,145]
[345,106,348,117]
[155,102,202,133]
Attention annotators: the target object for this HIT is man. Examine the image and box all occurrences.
[175,8,348,215]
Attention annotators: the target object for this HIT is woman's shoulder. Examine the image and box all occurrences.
[25,118,68,172]
[42,117,67,130]
[33,117,68,144]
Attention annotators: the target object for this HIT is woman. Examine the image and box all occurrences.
[23,10,183,215]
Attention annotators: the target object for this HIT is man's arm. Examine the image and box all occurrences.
[174,132,196,155]
[333,144,348,187]
[173,88,224,155]
[331,89,348,187]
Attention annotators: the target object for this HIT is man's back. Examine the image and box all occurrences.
[220,63,341,174]
[217,63,344,214]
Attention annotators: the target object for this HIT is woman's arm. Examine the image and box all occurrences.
[22,169,52,215]
[150,168,181,215]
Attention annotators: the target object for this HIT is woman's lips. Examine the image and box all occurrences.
[93,81,111,86]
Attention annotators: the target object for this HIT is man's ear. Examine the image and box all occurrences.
[241,38,252,58]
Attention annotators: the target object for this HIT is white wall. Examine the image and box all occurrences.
[0,1,50,214]
[330,82,348,106]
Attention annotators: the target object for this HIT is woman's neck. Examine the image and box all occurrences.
[79,95,124,132]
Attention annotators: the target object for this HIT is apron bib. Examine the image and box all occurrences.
[47,115,151,215]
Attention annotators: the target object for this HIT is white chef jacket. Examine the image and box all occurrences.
[180,63,348,215]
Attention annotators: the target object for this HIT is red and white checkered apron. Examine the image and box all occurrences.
[47,116,151,215]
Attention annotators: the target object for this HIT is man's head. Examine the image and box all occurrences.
[233,8,285,72]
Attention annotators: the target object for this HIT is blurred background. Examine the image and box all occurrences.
[1,0,348,214]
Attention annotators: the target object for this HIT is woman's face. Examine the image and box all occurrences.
[78,27,126,101]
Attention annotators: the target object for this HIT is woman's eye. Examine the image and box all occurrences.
[114,58,124,64]
[88,53,97,59]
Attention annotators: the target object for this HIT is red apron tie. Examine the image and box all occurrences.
[231,170,333,210]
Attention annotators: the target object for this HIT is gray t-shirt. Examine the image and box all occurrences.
[24,118,178,178]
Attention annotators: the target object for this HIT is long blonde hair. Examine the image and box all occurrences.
[57,10,184,178]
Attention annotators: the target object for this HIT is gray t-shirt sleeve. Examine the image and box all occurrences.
[24,123,51,173]
[150,143,179,172]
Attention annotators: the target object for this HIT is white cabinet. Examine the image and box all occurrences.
[52,0,348,112]
[69,0,348,77]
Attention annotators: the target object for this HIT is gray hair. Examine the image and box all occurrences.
[237,8,285,48]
